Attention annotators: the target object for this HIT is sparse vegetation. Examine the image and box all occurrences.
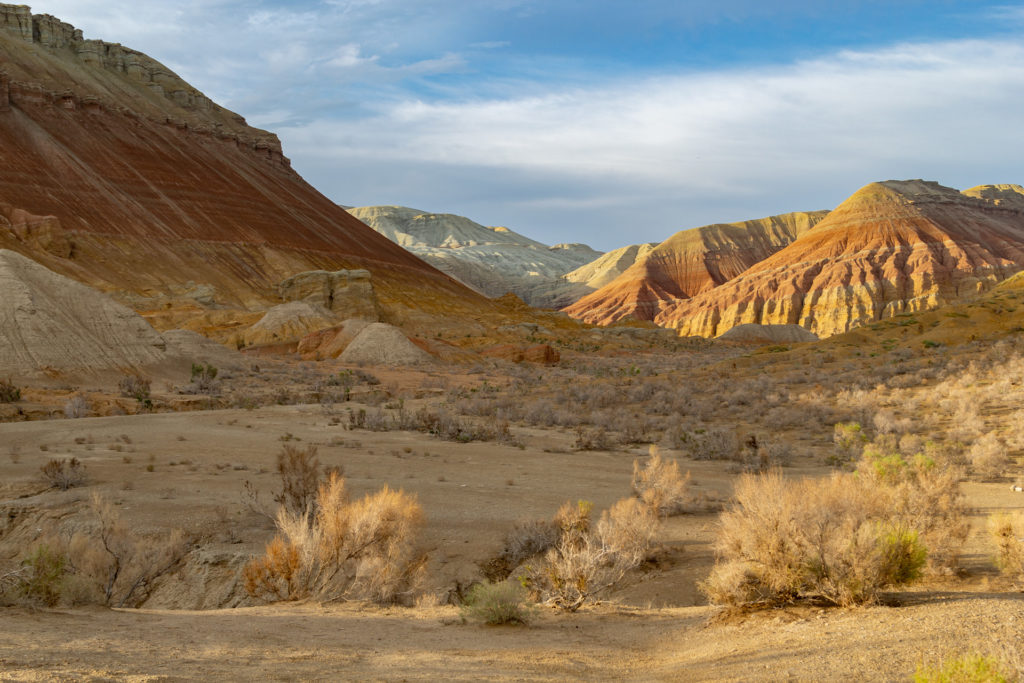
[461,581,535,625]
[914,654,1010,683]
[63,394,90,419]
[40,457,88,490]
[989,512,1024,581]
[243,472,424,604]
[274,444,323,517]
[632,445,692,516]
[0,378,21,403]
[522,498,658,612]
[702,471,927,607]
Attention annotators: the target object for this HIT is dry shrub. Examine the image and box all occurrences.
[118,374,151,402]
[674,425,738,461]
[244,472,424,604]
[40,458,87,490]
[573,425,616,451]
[523,497,658,612]
[275,444,322,517]
[701,471,926,608]
[632,445,692,516]
[479,519,560,582]
[64,394,90,419]
[989,512,1024,581]
[65,494,191,607]
[969,433,1010,480]
[858,446,970,573]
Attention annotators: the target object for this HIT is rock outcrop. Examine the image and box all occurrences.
[277,269,381,320]
[244,302,337,346]
[565,211,828,325]
[0,249,168,379]
[662,181,1024,338]
[0,5,484,324]
[338,323,432,366]
[348,206,600,307]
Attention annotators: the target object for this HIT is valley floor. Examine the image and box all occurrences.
[1,592,1022,681]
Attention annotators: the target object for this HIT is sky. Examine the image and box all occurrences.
[32,1,1024,251]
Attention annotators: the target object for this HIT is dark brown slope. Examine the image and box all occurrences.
[0,5,482,316]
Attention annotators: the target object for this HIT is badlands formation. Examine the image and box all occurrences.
[0,6,510,341]
[565,211,828,325]
[349,205,600,307]
[661,180,1024,338]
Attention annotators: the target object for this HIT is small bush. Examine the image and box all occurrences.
[480,520,560,582]
[244,472,424,604]
[522,497,658,612]
[989,512,1024,580]
[461,581,535,625]
[40,458,87,490]
[274,444,322,517]
[17,544,68,606]
[632,445,691,516]
[914,654,1009,683]
[0,378,20,403]
[66,493,191,607]
[187,363,220,395]
[118,374,151,403]
[64,394,90,419]
[701,471,927,608]
[969,433,1010,480]
[833,422,867,462]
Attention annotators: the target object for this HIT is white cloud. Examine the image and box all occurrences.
[288,39,1024,187]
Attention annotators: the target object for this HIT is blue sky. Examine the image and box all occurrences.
[35,1,1024,250]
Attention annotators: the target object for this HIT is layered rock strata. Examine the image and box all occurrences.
[0,5,483,324]
[663,181,1024,338]
[565,211,828,325]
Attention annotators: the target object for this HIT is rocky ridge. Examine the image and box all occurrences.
[565,211,828,325]
[0,5,498,341]
[348,206,601,306]
[661,181,1024,338]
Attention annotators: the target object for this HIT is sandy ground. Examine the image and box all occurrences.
[1,403,1023,681]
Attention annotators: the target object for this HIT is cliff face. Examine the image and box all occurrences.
[662,181,1024,338]
[564,211,828,325]
[0,5,482,320]
[348,205,601,306]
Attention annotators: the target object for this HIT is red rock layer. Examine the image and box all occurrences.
[0,11,482,314]
[564,211,827,325]
[661,181,1024,338]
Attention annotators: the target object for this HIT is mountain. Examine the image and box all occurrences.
[564,211,828,325]
[520,242,659,310]
[660,180,1024,338]
[0,5,493,338]
[348,206,601,306]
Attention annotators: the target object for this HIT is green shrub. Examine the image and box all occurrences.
[0,378,20,403]
[914,654,1008,682]
[461,581,534,625]
[18,544,68,606]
